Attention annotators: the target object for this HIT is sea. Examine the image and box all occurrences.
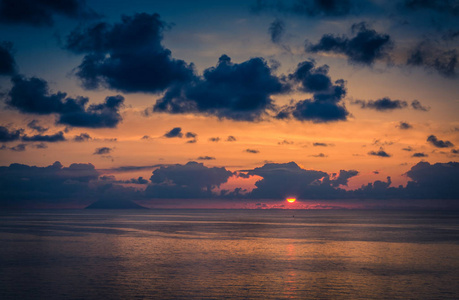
[1,209,458,299]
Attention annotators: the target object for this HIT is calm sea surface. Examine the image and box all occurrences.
[1,209,458,299]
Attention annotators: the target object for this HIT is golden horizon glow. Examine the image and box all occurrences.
[287,198,296,203]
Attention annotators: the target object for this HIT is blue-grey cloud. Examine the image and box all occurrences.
[269,18,285,44]
[398,121,413,129]
[74,132,92,142]
[245,148,259,153]
[6,75,124,128]
[407,41,458,78]
[154,54,288,121]
[164,127,183,138]
[427,135,454,148]
[252,0,357,17]
[0,126,23,142]
[22,131,65,142]
[307,22,393,66]
[411,99,430,111]
[276,60,349,122]
[93,147,111,155]
[27,120,48,133]
[65,13,195,93]
[145,161,233,198]
[353,97,408,111]
[368,149,391,157]
[0,0,97,26]
[412,152,428,157]
[197,156,215,160]
[0,41,16,75]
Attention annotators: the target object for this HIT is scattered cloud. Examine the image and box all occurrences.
[368,148,391,157]
[0,126,23,142]
[245,148,260,153]
[411,99,430,111]
[397,121,413,130]
[22,131,65,142]
[164,127,183,138]
[197,156,215,160]
[307,22,393,66]
[412,152,428,157]
[226,136,237,142]
[0,41,16,75]
[27,120,48,133]
[427,135,454,148]
[93,147,112,155]
[74,133,92,142]
[209,137,220,142]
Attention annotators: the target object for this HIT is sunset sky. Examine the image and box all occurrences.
[0,0,458,209]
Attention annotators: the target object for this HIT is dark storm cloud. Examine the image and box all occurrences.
[145,161,233,198]
[404,161,459,199]
[397,121,413,129]
[402,0,459,16]
[197,156,215,160]
[427,135,454,148]
[412,152,428,157]
[353,97,408,111]
[6,76,124,128]
[276,60,349,122]
[27,120,48,133]
[0,0,97,26]
[164,127,183,138]
[252,0,357,17]
[22,131,65,142]
[0,41,16,76]
[368,149,391,157]
[0,126,23,142]
[407,41,458,78]
[64,13,195,93]
[269,18,285,44]
[74,132,92,142]
[154,55,287,121]
[93,147,111,155]
[307,22,393,66]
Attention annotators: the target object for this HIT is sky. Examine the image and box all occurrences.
[0,0,458,209]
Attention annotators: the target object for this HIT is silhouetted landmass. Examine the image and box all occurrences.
[86,199,147,209]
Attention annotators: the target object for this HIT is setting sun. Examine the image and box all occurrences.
[287,198,296,203]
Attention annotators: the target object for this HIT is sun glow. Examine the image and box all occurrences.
[287,198,296,203]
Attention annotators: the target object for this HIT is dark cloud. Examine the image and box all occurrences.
[411,99,430,111]
[6,76,124,128]
[22,131,65,142]
[0,0,97,26]
[27,120,48,133]
[209,137,220,142]
[398,121,413,129]
[245,149,260,153]
[74,132,92,142]
[0,41,16,75]
[269,18,285,44]
[10,143,26,152]
[313,142,329,146]
[407,41,458,78]
[186,132,197,138]
[141,135,150,140]
[412,152,428,157]
[330,169,359,187]
[310,153,327,157]
[452,149,459,154]
[120,177,149,184]
[93,147,111,155]
[145,161,233,198]
[402,146,413,151]
[164,127,183,138]
[226,136,237,142]
[278,140,293,145]
[307,22,393,66]
[277,60,349,122]
[427,135,454,148]
[0,126,23,142]
[154,55,287,121]
[197,156,216,160]
[403,0,459,16]
[368,148,391,157]
[64,13,195,93]
[34,142,47,149]
[404,161,459,199]
[352,97,408,111]
[252,0,356,17]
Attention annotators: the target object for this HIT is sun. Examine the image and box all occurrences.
[286,198,296,203]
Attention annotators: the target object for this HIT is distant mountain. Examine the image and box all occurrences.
[86,199,147,209]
